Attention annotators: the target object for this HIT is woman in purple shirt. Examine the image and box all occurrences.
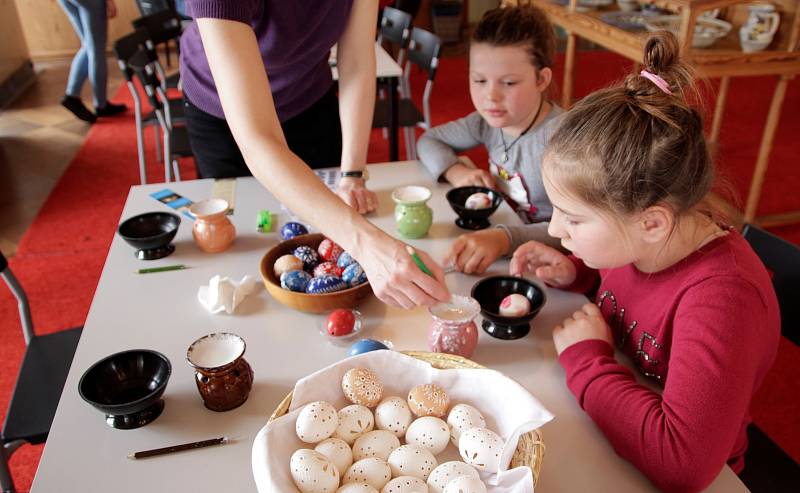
[183,0,448,308]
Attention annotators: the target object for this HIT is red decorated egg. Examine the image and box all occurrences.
[318,238,344,263]
[313,261,343,278]
[499,293,530,317]
[327,309,356,336]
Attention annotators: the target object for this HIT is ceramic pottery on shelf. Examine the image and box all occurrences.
[739,3,780,53]
[392,185,433,239]
[189,199,236,253]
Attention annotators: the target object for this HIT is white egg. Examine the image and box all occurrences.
[344,458,392,490]
[296,401,339,444]
[335,404,375,444]
[337,484,379,493]
[381,476,429,493]
[405,417,450,455]
[387,445,438,481]
[426,461,480,493]
[464,192,492,210]
[457,427,503,473]
[353,430,401,461]
[446,404,486,446]
[442,475,486,493]
[315,437,354,478]
[375,396,413,438]
[290,449,340,493]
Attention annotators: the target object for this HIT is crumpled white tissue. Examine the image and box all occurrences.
[197,275,259,314]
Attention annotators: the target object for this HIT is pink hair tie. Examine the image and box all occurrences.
[640,70,673,95]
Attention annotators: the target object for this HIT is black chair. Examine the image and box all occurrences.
[133,0,185,66]
[739,224,800,492]
[132,10,183,87]
[0,251,82,493]
[373,27,441,161]
[377,6,413,68]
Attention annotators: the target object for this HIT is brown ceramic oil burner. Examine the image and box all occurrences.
[186,332,254,412]
[189,199,236,253]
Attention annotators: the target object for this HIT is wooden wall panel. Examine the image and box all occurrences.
[0,0,30,80]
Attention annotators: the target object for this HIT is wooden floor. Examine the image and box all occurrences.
[0,57,124,258]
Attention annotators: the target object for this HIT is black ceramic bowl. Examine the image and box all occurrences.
[79,349,171,429]
[117,212,181,260]
[471,276,547,340]
[446,186,503,230]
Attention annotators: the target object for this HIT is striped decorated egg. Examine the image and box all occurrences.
[342,262,367,286]
[313,261,343,278]
[281,270,311,292]
[337,251,356,269]
[293,245,320,271]
[306,275,347,294]
[318,238,344,263]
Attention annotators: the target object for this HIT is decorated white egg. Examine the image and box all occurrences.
[274,254,304,277]
[296,401,338,443]
[446,404,486,446]
[353,430,401,461]
[457,427,503,472]
[342,367,384,408]
[387,445,437,481]
[381,476,429,493]
[344,458,393,491]
[442,475,486,493]
[464,192,492,210]
[375,396,413,438]
[335,404,375,444]
[407,384,450,418]
[290,449,340,493]
[498,293,530,317]
[315,437,354,477]
[405,417,450,455]
[337,484,379,493]
[426,461,480,493]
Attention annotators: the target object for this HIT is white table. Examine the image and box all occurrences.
[31,162,748,492]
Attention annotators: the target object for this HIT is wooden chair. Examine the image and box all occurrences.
[0,252,82,493]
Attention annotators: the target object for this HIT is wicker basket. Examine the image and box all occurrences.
[268,350,545,486]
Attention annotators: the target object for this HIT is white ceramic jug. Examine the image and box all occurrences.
[739,3,780,52]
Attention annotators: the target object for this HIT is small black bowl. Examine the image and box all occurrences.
[79,349,171,429]
[471,276,547,340]
[117,212,181,260]
[446,186,503,230]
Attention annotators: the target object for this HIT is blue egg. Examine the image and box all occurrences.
[293,245,320,270]
[341,262,367,287]
[336,251,356,269]
[305,275,347,294]
[280,222,308,240]
[348,339,389,356]
[280,270,311,292]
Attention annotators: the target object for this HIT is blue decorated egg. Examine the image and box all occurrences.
[305,275,347,294]
[341,262,367,286]
[293,245,320,270]
[347,339,389,356]
[337,251,356,269]
[280,221,308,240]
[280,270,311,292]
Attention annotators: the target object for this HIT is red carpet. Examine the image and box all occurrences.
[2,50,798,491]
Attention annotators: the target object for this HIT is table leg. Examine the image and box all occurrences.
[389,76,399,161]
[710,76,730,147]
[562,32,577,110]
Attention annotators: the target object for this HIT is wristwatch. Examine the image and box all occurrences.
[340,169,369,181]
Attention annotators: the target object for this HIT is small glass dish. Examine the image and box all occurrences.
[319,309,364,346]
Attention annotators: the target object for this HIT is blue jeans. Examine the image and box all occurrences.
[58,0,108,107]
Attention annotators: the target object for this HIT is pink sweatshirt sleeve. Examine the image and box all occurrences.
[560,255,599,295]
[559,277,772,492]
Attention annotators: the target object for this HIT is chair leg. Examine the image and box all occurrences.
[403,127,417,161]
[1,440,25,493]
[172,159,182,182]
[155,127,163,162]
[163,132,173,183]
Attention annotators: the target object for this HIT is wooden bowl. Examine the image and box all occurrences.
[259,233,372,314]
[267,351,545,486]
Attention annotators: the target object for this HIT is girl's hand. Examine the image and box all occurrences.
[336,177,378,214]
[106,0,117,18]
[552,303,612,355]
[509,241,575,287]
[444,229,510,274]
[444,163,496,189]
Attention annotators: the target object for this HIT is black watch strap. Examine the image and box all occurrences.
[340,170,364,179]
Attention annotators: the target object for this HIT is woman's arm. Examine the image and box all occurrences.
[196,18,449,308]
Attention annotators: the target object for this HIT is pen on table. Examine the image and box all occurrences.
[136,264,187,274]
[127,436,231,460]
[405,245,433,277]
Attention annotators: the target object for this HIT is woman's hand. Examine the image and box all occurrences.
[509,241,575,287]
[444,229,510,274]
[106,0,117,18]
[336,177,378,214]
[444,163,496,189]
[552,303,612,355]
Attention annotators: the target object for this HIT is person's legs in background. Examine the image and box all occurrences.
[58,0,96,122]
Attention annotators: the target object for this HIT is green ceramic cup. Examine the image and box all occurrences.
[391,185,433,239]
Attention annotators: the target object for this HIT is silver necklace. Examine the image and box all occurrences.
[499,98,545,163]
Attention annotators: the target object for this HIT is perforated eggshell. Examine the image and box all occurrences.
[342,367,384,407]
[315,437,354,478]
[290,449,340,493]
[337,484,379,493]
[335,404,375,444]
[387,445,438,481]
[442,475,486,493]
[375,396,413,438]
[381,476,429,493]
[457,427,503,473]
[353,430,401,461]
[426,461,480,493]
[407,384,450,418]
[344,458,392,490]
[296,401,338,443]
[405,417,450,455]
[446,404,486,446]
